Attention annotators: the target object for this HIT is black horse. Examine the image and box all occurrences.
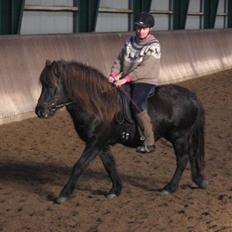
[35,60,208,203]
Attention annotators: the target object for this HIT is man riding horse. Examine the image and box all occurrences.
[108,12,161,153]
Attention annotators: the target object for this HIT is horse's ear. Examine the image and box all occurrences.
[46,60,52,66]
[51,61,61,78]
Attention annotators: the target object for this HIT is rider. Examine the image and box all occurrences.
[108,12,161,153]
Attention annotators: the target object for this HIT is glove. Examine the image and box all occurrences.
[114,75,132,87]
[108,71,118,83]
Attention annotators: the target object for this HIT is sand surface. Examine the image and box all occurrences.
[0,69,231,232]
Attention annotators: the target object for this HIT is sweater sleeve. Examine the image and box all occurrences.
[111,47,124,74]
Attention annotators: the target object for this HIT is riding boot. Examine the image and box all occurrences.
[136,111,155,153]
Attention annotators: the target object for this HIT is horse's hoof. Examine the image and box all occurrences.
[161,189,170,195]
[200,179,208,189]
[55,196,68,204]
[106,193,117,199]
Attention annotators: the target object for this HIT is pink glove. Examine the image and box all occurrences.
[114,75,132,87]
[110,71,118,79]
[108,71,118,83]
[124,75,132,83]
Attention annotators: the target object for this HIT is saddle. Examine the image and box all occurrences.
[115,84,155,124]
[115,85,134,124]
[115,89,136,143]
[115,84,155,144]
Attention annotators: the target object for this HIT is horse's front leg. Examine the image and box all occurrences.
[99,147,122,199]
[56,144,100,204]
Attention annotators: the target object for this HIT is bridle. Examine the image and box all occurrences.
[55,101,73,109]
[41,94,73,112]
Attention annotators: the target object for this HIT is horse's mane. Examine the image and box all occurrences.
[42,60,120,122]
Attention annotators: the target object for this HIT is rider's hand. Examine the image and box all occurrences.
[108,75,115,83]
[114,78,128,87]
[114,75,132,87]
[108,71,119,83]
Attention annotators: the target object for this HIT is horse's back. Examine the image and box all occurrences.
[148,84,204,139]
[154,84,198,101]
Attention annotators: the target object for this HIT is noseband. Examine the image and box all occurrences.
[42,95,73,112]
[55,101,73,109]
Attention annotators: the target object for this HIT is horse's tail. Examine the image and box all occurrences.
[190,100,205,172]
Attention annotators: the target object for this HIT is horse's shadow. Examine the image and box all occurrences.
[0,160,162,201]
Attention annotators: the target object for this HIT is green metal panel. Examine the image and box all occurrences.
[14,0,25,34]
[133,0,151,19]
[133,0,152,14]
[73,0,78,33]
[173,0,189,30]
[0,0,10,34]
[0,0,25,34]
[74,0,100,32]
[228,0,232,28]
[204,0,219,28]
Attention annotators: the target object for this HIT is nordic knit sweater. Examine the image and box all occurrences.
[111,34,161,85]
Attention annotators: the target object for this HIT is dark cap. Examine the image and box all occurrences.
[134,12,155,28]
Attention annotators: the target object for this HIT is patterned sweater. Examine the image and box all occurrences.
[111,34,161,85]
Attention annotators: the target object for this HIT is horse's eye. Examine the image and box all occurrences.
[48,85,55,90]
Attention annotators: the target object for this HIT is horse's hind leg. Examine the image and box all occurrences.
[99,147,122,198]
[189,155,208,189]
[189,107,208,189]
[162,138,189,194]
[189,142,208,189]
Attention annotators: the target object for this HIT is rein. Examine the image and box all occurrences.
[111,72,142,112]
[102,82,142,113]
[118,86,142,113]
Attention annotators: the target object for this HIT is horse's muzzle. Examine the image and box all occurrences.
[35,104,56,119]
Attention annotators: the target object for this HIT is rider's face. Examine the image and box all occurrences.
[136,27,151,40]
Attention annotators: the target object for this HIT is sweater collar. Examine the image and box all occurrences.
[135,34,156,45]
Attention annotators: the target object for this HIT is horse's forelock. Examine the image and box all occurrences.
[40,61,63,87]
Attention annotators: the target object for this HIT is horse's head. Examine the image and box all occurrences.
[35,60,68,118]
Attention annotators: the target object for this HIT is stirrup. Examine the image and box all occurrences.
[136,144,155,153]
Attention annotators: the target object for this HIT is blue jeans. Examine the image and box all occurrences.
[130,83,155,114]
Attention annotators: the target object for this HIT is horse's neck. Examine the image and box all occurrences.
[63,64,120,123]
[69,106,90,122]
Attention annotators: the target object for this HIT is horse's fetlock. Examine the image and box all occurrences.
[162,184,178,194]
[55,196,68,204]
[193,176,208,189]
